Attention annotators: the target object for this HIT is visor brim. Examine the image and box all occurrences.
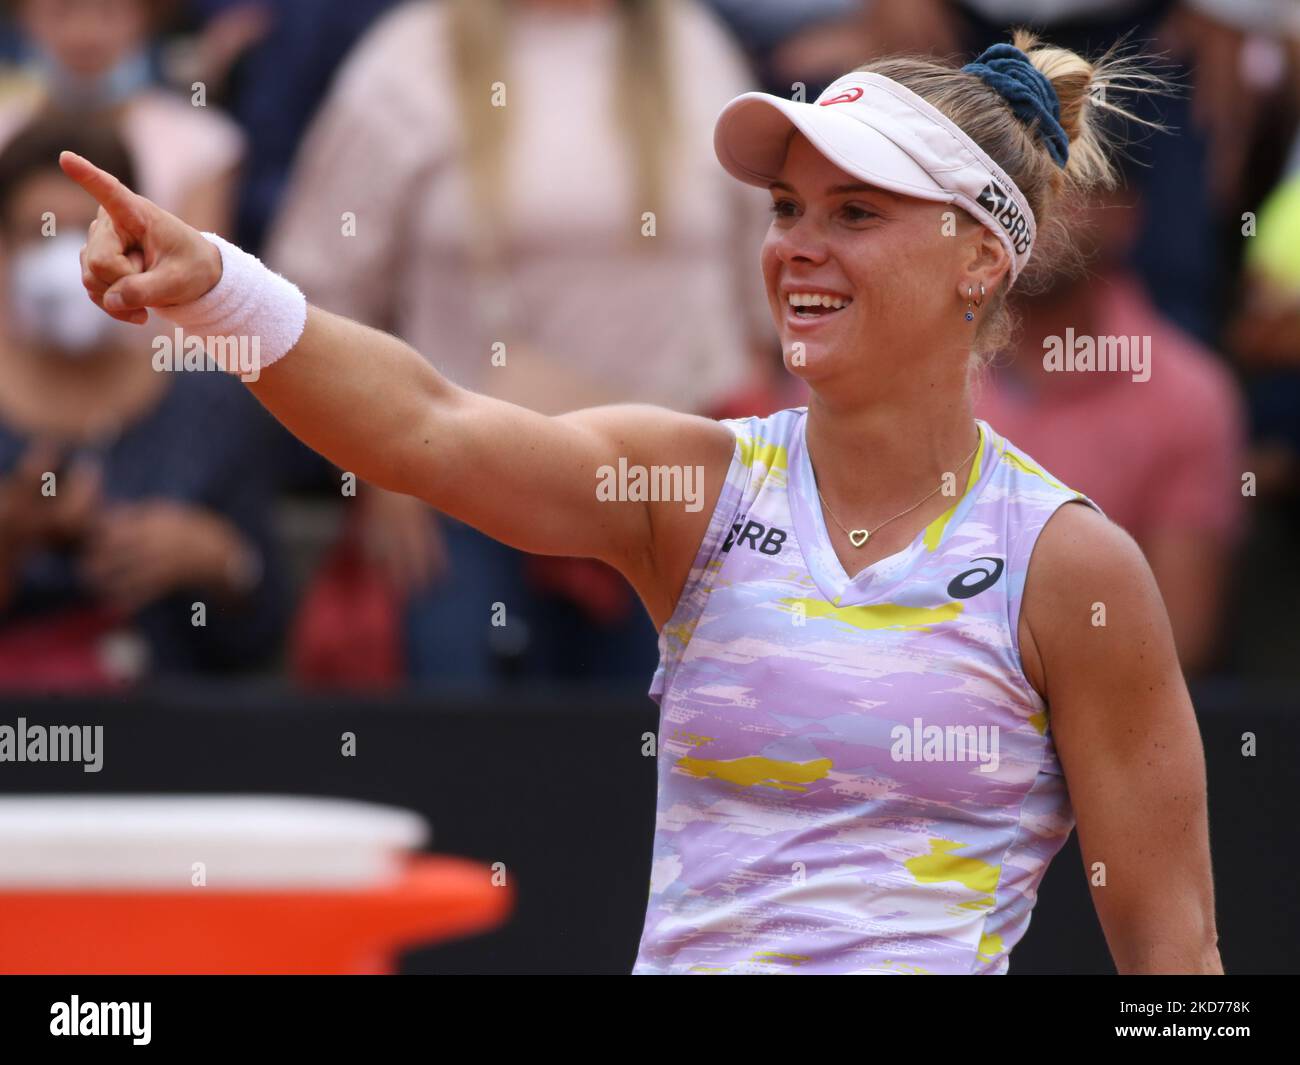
[714,92,953,205]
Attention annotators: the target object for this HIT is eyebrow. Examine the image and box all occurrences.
[769,180,891,198]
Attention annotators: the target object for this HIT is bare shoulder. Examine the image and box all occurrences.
[559,404,738,513]
[561,403,739,626]
[1029,499,1152,590]
[560,403,736,467]
[1018,500,1172,702]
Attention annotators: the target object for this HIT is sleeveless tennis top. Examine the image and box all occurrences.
[633,407,1104,975]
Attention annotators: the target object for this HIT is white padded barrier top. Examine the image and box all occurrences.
[0,795,429,888]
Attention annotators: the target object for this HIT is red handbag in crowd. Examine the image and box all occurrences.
[0,604,134,691]
[290,512,403,689]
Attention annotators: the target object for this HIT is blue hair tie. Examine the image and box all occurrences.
[962,43,1069,169]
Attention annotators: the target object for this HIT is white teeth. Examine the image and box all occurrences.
[788,292,851,310]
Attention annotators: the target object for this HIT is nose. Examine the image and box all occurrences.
[771,213,830,269]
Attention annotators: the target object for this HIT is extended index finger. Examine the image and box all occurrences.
[59,151,147,238]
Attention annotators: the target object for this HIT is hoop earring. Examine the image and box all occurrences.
[974,282,985,308]
[964,285,974,322]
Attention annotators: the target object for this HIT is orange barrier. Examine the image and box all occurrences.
[0,856,511,974]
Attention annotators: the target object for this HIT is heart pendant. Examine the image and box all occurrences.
[849,529,869,547]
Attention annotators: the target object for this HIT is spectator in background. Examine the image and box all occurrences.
[170,0,402,253]
[702,0,867,99]
[1229,166,1300,499]
[1197,0,1300,679]
[266,0,772,687]
[973,181,1248,675]
[0,0,244,234]
[0,118,286,687]
[864,0,1300,347]
[1219,162,1300,679]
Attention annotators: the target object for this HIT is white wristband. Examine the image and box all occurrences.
[158,232,307,377]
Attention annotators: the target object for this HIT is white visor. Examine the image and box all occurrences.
[714,71,1037,285]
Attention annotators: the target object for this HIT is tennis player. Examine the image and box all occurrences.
[63,32,1221,974]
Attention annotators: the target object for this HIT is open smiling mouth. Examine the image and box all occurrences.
[788,293,853,319]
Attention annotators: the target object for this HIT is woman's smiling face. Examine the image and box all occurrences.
[761,133,981,388]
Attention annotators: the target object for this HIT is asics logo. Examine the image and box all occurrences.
[947,556,1005,599]
[819,87,864,106]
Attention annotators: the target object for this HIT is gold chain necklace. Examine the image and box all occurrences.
[815,430,981,548]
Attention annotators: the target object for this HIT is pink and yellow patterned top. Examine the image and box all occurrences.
[634,407,1102,974]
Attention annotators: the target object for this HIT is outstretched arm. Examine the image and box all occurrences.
[61,151,735,627]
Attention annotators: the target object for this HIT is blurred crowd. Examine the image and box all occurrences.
[0,0,1296,693]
